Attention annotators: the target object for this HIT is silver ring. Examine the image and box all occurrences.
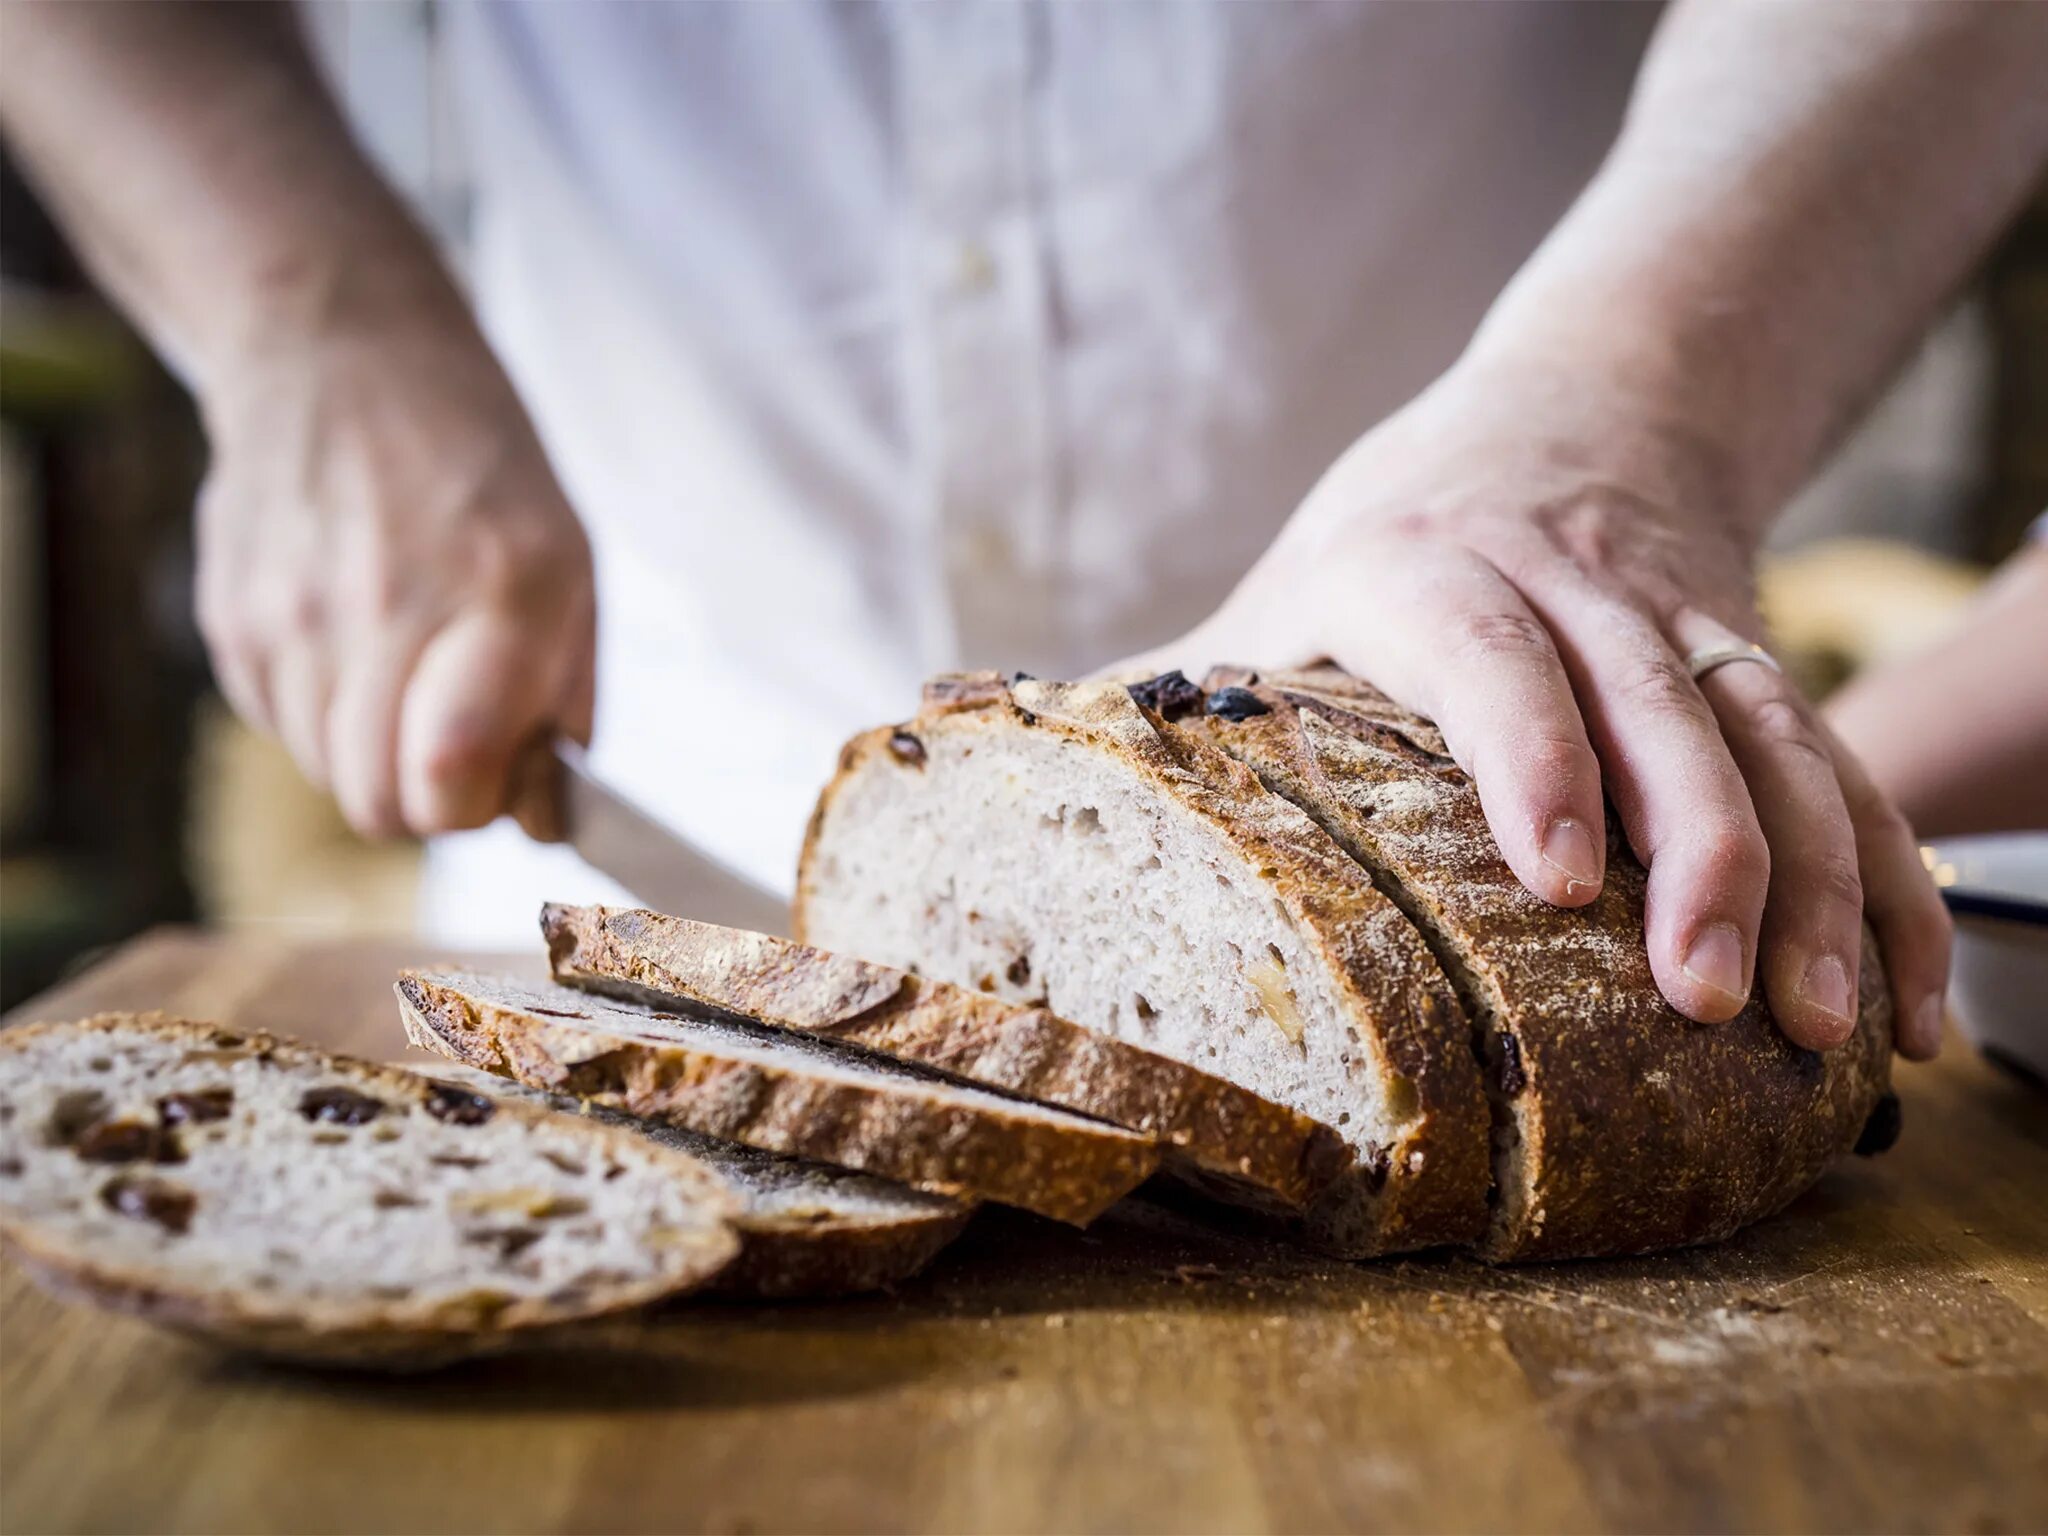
[1685,641,1782,682]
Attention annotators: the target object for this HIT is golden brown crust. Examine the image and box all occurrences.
[795,673,1492,1255]
[1190,668,1895,1261]
[0,1013,741,1365]
[398,1057,972,1300]
[543,903,1349,1216]
[396,973,1160,1227]
[709,1210,971,1300]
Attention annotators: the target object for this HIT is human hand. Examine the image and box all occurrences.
[1125,349,1949,1059]
[193,296,595,840]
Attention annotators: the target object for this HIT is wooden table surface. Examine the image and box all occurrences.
[2,930,2044,1535]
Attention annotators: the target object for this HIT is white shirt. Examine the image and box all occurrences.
[410,0,1659,945]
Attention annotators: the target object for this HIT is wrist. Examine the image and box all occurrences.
[1460,172,1814,545]
[194,236,470,393]
[1440,329,1767,552]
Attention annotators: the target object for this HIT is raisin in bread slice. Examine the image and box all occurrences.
[0,1015,741,1367]
[794,673,1490,1256]
[1180,665,1896,1260]
[542,903,1347,1221]
[396,971,1158,1225]
[404,1061,972,1298]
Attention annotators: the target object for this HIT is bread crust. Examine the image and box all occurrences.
[396,972,1159,1226]
[795,673,1491,1256]
[710,1212,969,1300]
[405,1058,973,1300]
[1188,668,1895,1260]
[0,1014,742,1366]
[543,903,1349,1218]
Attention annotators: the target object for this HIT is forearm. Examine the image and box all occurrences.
[1826,547,2048,838]
[1467,0,2048,539]
[0,0,465,392]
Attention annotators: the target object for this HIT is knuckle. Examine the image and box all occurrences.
[1803,846,1865,914]
[347,553,415,617]
[1919,898,1956,958]
[285,582,327,637]
[1447,609,1555,664]
[1872,836,1952,930]
[1495,733,1600,806]
[482,513,589,597]
[1689,813,1771,887]
[252,582,327,640]
[1747,693,1832,768]
[1612,651,1712,728]
[1852,782,1916,846]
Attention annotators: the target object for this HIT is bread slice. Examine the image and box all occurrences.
[0,1015,741,1367]
[541,903,1348,1221]
[1181,665,1896,1259]
[794,673,1491,1256]
[403,1061,971,1298]
[396,970,1159,1225]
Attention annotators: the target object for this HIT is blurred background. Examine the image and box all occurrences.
[1,1,2044,1008]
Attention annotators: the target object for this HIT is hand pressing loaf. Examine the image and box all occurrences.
[796,668,1899,1261]
[1181,666,1895,1260]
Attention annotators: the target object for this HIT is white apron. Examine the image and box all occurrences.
[413,0,1659,944]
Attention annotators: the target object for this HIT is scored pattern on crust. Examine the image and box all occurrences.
[1189,667,1894,1261]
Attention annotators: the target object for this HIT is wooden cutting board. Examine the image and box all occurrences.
[3,929,2044,1535]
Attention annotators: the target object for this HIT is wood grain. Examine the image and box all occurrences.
[3,930,2043,1535]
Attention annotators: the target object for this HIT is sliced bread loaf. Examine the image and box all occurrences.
[0,1015,741,1366]
[794,673,1491,1256]
[542,903,1348,1220]
[404,1061,972,1298]
[1181,665,1896,1259]
[396,970,1159,1225]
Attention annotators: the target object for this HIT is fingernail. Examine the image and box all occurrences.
[1797,952,1857,1035]
[1914,994,1946,1055]
[1540,817,1602,897]
[1681,924,1748,1006]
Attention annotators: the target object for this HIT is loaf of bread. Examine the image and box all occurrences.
[397,970,1161,1225]
[541,903,1349,1223]
[404,1061,972,1298]
[796,668,1897,1260]
[797,673,1492,1256]
[1183,666,1894,1259]
[0,1015,741,1366]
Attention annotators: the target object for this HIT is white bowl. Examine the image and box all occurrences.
[1926,833,2048,1084]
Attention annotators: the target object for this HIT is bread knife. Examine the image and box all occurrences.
[510,739,790,936]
